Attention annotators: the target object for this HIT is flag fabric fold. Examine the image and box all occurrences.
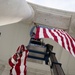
[35,26,75,57]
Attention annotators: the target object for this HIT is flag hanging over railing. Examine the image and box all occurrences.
[35,26,75,57]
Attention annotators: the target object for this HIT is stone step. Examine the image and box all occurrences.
[0,61,51,75]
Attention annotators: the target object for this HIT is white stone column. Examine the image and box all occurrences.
[0,0,34,26]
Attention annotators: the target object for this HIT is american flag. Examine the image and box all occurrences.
[35,26,75,57]
[9,45,29,75]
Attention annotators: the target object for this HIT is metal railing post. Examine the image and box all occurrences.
[45,44,65,75]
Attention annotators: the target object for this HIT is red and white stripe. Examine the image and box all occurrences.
[9,45,29,75]
[35,27,75,57]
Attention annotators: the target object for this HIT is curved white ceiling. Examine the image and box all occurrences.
[0,0,34,26]
[27,0,75,12]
